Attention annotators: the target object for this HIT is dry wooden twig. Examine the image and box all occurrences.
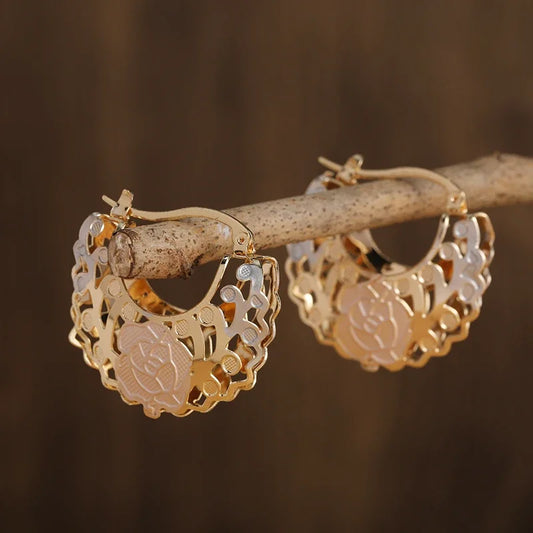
[109,153,533,279]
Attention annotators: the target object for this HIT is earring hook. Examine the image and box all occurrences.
[318,154,467,215]
[101,190,255,257]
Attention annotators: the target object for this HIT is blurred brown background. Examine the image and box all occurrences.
[2,1,533,531]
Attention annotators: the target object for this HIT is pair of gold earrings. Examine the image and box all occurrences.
[69,154,494,418]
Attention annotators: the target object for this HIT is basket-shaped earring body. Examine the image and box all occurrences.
[70,192,280,417]
[286,164,494,371]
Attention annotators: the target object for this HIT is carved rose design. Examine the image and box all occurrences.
[116,322,193,418]
[335,279,413,369]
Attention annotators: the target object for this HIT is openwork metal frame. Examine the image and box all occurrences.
[286,155,495,371]
[70,190,280,418]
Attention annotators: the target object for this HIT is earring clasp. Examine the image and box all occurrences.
[318,154,467,215]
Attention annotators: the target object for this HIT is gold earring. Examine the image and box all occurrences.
[286,155,494,371]
[69,190,280,418]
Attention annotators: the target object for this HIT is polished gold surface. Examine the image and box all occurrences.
[286,156,495,371]
[70,191,280,417]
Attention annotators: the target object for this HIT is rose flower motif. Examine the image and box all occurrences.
[334,279,413,370]
[115,322,193,418]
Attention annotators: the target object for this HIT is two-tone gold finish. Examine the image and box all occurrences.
[286,155,494,371]
[70,191,280,418]
[69,153,495,419]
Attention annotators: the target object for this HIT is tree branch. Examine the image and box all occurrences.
[109,153,533,279]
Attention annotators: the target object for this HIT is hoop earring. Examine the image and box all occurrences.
[70,190,280,418]
[286,155,494,371]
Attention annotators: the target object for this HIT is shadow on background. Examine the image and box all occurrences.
[2,1,533,531]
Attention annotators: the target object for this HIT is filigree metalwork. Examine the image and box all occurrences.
[70,191,280,418]
[286,158,494,371]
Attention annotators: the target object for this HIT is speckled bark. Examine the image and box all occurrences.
[109,153,533,279]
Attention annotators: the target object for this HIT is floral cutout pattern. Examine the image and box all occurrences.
[335,280,413,370]
[285,170,494,371]
[116,322,193,418]
[70,202,280,418]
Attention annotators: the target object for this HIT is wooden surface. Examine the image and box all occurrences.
[108,153,533,279]
[3,1,533,531]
